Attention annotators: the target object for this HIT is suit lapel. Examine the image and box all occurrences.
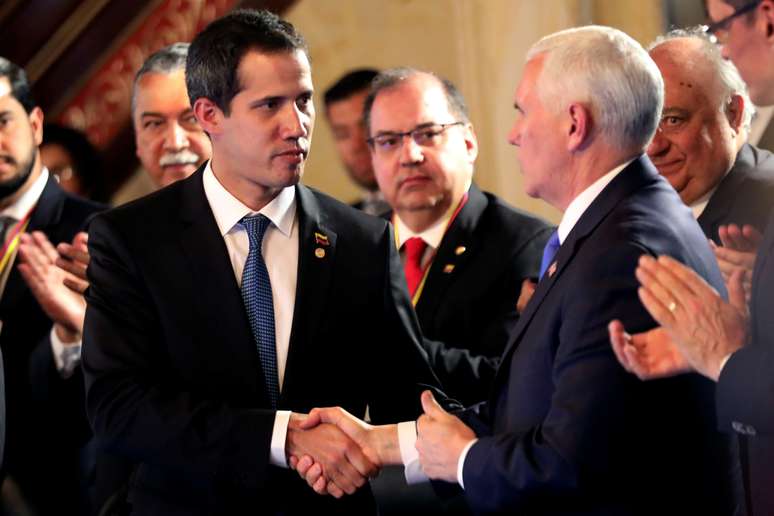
[415,185,486,323]
[176,169,266,399]
[1,175,65,313]
[495,157,658,373]
[281,185,337,403]
[698,144,754,240]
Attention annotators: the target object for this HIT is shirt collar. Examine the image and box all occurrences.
[689,164,732,219]
[557,159,634,244]
[1,167,49,220]
[202,160,296,238]
[394,180,471,250]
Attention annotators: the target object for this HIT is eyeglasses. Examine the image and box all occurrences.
[367,122,464,154]
[703,0,761,44]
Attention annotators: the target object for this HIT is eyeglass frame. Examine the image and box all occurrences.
[703,0,761,42]
[366,121,466,152]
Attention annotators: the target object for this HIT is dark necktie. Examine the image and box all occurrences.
[240,214,280,407]
[0,216,17,244]
[539,230,560,279]
[402,237,428,296]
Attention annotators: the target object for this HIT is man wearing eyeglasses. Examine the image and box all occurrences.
[364,68,551,407]
[608,3,774,515]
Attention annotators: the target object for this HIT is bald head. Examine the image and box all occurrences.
[647,32,749,205]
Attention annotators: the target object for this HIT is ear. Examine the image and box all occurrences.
[193,97,223,136]
[725,94,745,134]
[566,103,591,152]
[761,0,774,40]
[29,106,44,146]
[462,123,479,163]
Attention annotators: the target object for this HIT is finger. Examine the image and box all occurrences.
[30,231,59,263]
[326,481,344,498]
[608,320,634,373]
[55,256,88,281]
[63,275,89,294]
[714,247,754,268]
[622,344,657,380]
[58,242,91,268]
[742,225,763,247]
[656,255,719,300]
[299,409,322,430]
[343,438,378,478]
[420,390,446,418]
[305,462,323,487]
[638,286,674,329]
[296,455,313,475]
[73,231,88,248]
[328,463,359,495]
[288,455,298,470]
[635,263,681,318]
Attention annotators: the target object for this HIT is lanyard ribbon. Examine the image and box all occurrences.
[0,206,35,275]
[394,193,469,306]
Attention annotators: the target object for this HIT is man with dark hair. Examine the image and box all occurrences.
[364,67,551,406]
[0,56,103,515]
[82,9,448,515]
[323,68,388,215]
[132,42,211,188]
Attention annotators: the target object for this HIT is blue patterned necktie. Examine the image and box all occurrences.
[539,230,561,280]
[240,214,280,407]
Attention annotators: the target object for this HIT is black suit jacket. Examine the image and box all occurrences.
[698,143,774,243]
[0,175,103,514]
[82,168,449,515]
[717,208,774,516]
[412,185,551,406]
[456,158,738,515]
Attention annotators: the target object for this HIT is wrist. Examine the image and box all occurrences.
[371,424,401,465]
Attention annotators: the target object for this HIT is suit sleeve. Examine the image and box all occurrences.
[366,224,461,424]
[82,215,276,487]
[716,231,774,435]
[458,242,658,513]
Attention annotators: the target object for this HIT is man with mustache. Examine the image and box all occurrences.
[81,10,449,515]
[132,42,211,188]
[0,57,103,515]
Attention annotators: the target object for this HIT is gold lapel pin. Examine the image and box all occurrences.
[315,248,326,258]
[548,262,557,278]
[443,264,455,273]
[314,232,330,246]
[454,246,466,256]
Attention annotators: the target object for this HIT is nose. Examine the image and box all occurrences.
[399,135,424,165]
[280,104,309,140]
[164,122,189,151]
[646,128,669,158]
[507,122,521,147]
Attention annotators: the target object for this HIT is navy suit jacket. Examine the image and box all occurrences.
[0,175,103,514]
[412,185,552,406]
[456,158,739,515]
[717,208,774,516]
[698,143,774,243]
[82,168,449,515]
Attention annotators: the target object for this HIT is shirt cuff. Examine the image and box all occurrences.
[718,352,734,376]
[50,327,82,378]
[398,420,429,484]
[270,410,292,468]
[456,438,478,489]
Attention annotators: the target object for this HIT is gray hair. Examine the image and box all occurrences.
[363,67,470,134]
[648,27,755,133]
[131,42,189,118]
[526,25,663,152]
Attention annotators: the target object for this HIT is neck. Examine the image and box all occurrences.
[210,157,282,212]
[0,159,42,212]
[397,208,444,233]
[554,146,639,212]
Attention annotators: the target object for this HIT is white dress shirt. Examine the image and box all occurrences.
[202,161,298,468]
[399,159,636,488]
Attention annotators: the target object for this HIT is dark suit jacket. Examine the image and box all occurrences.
[0,175,103,514]
[456,158,739,515]
[716,208,774,516]
[82,168,449,516]
[412,185,552,406]
[698,143,774,243]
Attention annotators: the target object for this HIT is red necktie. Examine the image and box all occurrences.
[403,237,428,297]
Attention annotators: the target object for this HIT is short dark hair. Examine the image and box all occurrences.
[132,42,189,116]
[363,68,469,134]
[186,9,308,116]
[42,123,108,202]
[0,56,36,113]
[323,68,379,108]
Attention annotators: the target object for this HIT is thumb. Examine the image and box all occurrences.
[298,409,322,430]
[728,269,747,314]
[420,390,446,418]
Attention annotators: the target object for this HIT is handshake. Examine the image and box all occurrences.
[284,390,476,498]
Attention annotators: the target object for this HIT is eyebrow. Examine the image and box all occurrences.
[139,112,167,119]
[661,107,689,116]
[248,96,284,109]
